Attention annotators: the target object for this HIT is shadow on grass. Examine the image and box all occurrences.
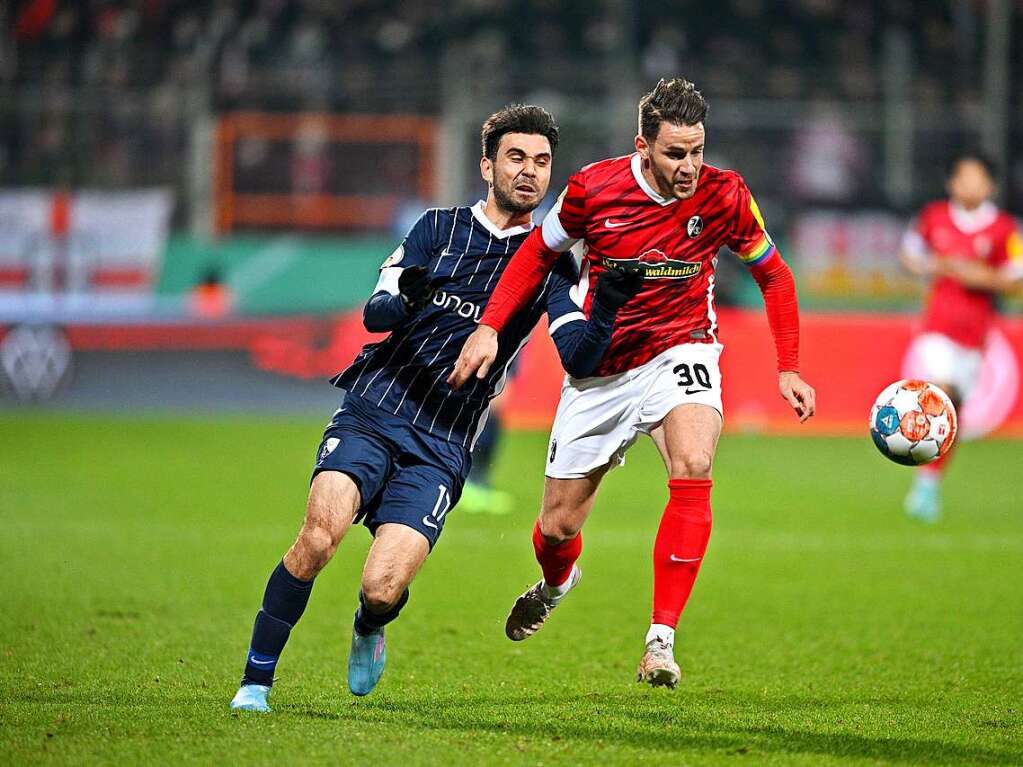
[288,689,1019,766]
[8,686,1019,764]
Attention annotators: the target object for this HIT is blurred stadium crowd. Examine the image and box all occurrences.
[3,0,1022,211]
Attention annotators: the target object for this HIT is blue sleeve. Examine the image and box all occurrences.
[545,254,616,378]
[363,211,436,332]
[363,293,408,332]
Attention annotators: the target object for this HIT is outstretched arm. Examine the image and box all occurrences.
[749,253,816,422]
[445,228,563,387]
[728,179,814,422]
[449,179,586,388]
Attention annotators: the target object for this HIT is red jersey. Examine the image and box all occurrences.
[906,200,1023,349]
[540,155,777,375]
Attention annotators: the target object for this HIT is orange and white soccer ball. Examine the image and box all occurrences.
[869,380,958,466]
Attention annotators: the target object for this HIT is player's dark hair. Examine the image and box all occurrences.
[481,105,559,161]
[947,150,997,181]
[638,78,708,141]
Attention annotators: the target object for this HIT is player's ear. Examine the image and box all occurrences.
[480,156,493,186]
[635,134,649,160]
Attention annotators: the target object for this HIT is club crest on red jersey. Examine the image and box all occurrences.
[602,250,701,280]
[687,215,703,238]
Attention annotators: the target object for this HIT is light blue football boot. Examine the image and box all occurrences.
[905,475,941,523]
[229,683,271,712]
[347,623,387,696]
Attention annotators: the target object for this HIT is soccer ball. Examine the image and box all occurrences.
[869,380,957,466]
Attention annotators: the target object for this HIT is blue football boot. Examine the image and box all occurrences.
[229,683,271,712]
[905,476,941,523]
[347,624,386,696]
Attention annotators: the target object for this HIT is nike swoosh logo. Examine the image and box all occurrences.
[684,388,710,395]
[669,555,702,563]
[604,218,629,229]
[248,656,276,666]
[421,515,439,530]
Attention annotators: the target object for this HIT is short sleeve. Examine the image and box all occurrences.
[727,177,776,267]
[541,172,587,252]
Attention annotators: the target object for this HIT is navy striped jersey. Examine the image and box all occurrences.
[331,202,584,449]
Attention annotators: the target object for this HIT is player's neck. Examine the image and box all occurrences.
[639,164,661,195]
[483,197,532,231]
[638,163,675,203]
[951,199,990,214]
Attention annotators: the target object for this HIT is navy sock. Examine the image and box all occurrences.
[353,588,409,636]
[241,561,314,686]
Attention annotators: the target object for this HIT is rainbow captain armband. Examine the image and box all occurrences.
[1008,230,1023,264]
[739,233,777,267]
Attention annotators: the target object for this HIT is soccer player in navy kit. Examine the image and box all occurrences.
[230,106,646,711]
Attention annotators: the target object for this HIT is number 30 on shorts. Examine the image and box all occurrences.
[673,362,712,391]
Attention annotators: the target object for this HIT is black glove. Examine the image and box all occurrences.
[595,265,644,311]
[398,265,432,310]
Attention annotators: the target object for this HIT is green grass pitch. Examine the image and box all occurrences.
[1,413,1021,765]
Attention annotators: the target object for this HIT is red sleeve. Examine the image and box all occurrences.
[723,175,799,371]
[727,176,765,256]
[556,171,588,239]
[479,227,561,331]
[480,171,587,331]
[749,252,800,372]
[727,177,777,268]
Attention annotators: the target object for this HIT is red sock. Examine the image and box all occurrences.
[532,519,581,587]
[652,478,713,627]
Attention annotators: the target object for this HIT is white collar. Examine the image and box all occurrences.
[631,153,678,207]
[471,200,534,238]
[949,200,998,234]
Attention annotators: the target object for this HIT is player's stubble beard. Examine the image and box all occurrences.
[648,157,699,201]
[492,175,541,216]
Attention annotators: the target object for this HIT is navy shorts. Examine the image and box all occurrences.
[312,393,471,548]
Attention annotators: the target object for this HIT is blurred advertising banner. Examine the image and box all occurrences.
[0,189,173,295]
[791,210,912,300]
[10,307,1020,438]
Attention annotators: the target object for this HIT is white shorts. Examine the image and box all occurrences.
[907,332,982,400]
[545,343,724,479]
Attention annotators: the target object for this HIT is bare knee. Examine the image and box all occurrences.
[538,501,584,544]
[289,522,341,580]
[538,475,601,544]
[286,486,352,580]
[361,572,407,613]
[669,449,714,480]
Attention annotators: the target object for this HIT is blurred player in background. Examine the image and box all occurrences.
[230,105,645,711]
[458,393,514,514]
[900,152,1023,522]
[450,78,816,688]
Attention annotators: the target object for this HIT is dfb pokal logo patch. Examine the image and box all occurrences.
[687,215,703,238]
[319,437,340,463]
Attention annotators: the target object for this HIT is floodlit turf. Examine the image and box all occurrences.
[1,412,1021,766]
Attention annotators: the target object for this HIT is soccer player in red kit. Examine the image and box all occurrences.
[448,78,816,687]
[900,152,1023,522]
